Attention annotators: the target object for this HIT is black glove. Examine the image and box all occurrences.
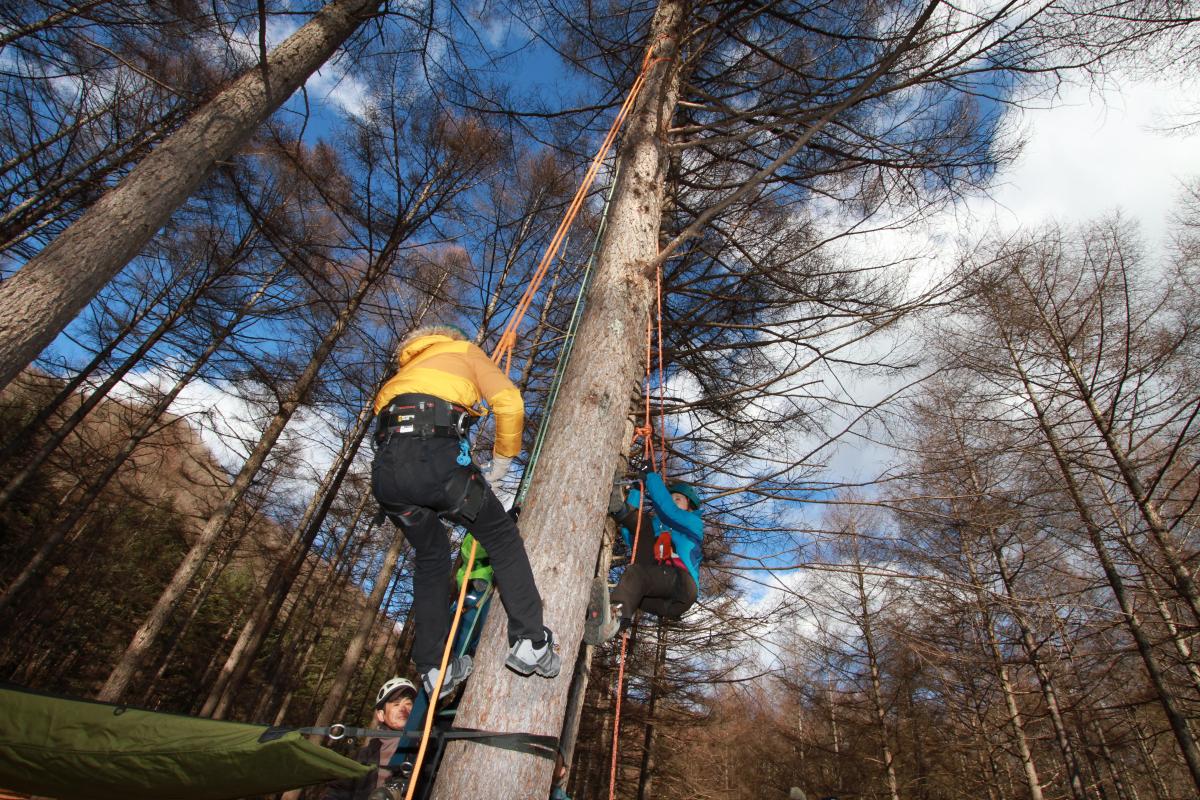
[627,452,653,480]
[507,503,521,523]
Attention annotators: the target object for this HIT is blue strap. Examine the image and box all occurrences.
[456,439,471,466]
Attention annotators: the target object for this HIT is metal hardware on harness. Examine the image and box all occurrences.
[375,394,473,445]
[456,439,471,467]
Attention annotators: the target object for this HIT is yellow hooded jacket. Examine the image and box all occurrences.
[373,334,524,458]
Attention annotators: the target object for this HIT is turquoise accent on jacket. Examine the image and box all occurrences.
[621,472,703,590]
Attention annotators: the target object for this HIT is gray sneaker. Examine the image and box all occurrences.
[598,604,625,643]
[583,577,612,646]
[505,627,561,678]
[422,654,472,699]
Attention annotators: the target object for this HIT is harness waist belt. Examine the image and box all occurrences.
[376,394,472,441]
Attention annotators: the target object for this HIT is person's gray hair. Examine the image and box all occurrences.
[395,324,469,363]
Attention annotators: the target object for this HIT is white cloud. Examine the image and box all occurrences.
[111,368,356,505]
[961,75,1200,259]
[785,71,1200,490]
[306,61,375,120]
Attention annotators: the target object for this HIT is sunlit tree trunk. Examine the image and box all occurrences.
[430,3,687,796]
[312,527,408,728]
[1005,341,1200,792]
[0,0,382,390]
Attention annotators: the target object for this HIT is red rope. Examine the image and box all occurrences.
[608,257,667,799]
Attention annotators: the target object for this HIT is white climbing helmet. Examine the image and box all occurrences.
[375,676,417,707]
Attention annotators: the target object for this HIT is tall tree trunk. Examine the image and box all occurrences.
[202,405,373,718]
[430,4,687,797]
[1006,342,1200,792]
[635,621,667,800]
[0,0,381,390]
[312,526,408,728]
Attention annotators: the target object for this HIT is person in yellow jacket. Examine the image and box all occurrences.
[371,325,559,697]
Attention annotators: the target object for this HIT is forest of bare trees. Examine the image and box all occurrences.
[1,0,1198,798]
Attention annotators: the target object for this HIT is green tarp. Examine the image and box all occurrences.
[0,684,372,800]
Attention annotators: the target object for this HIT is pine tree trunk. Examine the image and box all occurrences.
[0,0,381,390]
[312,526,407,727]
[429,3,686,797]
[1008,346,1200,792]
[97,250,397,702]
[203,406,373,718]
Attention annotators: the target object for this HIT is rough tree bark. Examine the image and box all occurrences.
[0,0,382,391]
[429,4,686,797]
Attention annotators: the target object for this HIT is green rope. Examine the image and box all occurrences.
[515,164,622,506]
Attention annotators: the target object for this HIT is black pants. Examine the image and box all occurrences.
[371,435,544,672]
[610,512,697,619]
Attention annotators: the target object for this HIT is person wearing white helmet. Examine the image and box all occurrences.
[321,677,418,800]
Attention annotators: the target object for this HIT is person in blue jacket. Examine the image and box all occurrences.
[585,471,703,643]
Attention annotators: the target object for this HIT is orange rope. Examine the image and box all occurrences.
[402,33,674,800]
[492,43,672,375]
[608,255,666,799]
[608,440,649,799]
[402,543,476,800]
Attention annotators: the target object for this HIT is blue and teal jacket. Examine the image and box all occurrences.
[620,472,703,590]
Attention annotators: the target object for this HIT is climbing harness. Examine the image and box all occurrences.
[374,394,473,445]
[375,394,485,527]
